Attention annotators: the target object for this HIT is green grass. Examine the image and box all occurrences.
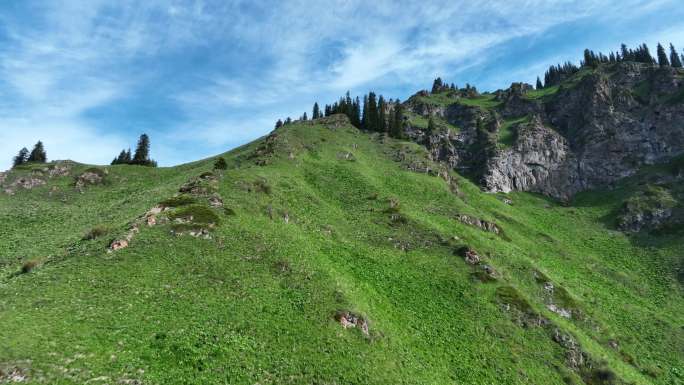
[458,93,502,108]
[498,116,529,148]
[411,91,460,107]
[524,85,560,100]
[405,112,460,134]
[0,118,681,384]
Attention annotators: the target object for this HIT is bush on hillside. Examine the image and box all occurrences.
[83,226,109,240]
[159,195,196,208]
[169,205,221,225]
[214,157,228,170]
[21,260,39,274]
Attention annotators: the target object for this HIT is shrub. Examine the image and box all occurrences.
[83,226,109,240]
[584,368,617,385]
[21,260,39,274]
[254,178,272,194]
[159,195,196,208]
[214,157,228,170]
[169,205,221,225]
[495,286,533,314]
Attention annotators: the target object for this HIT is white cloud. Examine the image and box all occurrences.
[0,0,682,170]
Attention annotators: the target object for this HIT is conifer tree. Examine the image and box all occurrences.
[275,119,283,129]
[112,149,128,165]
[285,117,292,125]
[657,43,670,67]
[302,112,308,121]
[378,96,387,133]
[431,78,443,93]
[12,147,29,168]
[621,44,630,61]
[536,77,543,90]
[367,92,378,132]
[670,44,683,68]
[312,102,321,119]
[27,141,47,163]
[390,102,404,139]
[132,134,155,166]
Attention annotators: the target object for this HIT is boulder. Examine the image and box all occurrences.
[110,239,129,251]
[334,310,369,335]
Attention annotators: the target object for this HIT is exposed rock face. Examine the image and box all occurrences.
[482,116,580,200]
[407,63,684,199]
[75,171,104,188]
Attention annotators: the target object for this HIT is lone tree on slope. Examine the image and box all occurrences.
[213,157,228,170]
[312,102,321,119]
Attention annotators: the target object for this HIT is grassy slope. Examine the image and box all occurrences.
[0,120,682,385]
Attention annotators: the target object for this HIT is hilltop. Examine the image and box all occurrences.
[0,59,683,384]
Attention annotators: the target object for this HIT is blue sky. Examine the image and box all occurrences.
[1,0,684,170]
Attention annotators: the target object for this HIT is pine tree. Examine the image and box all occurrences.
[621,44,630,61]
[657,43,670,67]
[27,141,47,163]
[285,117,292,125]
[431,78,443,93]
[111,149,128,165]
[670,44,683,68]
[275,119,283,129]
[124,149,132,163]
[302,112,308,121]
[378,96,387,133]
[312,102,321,119]
[213,157,228,170]
[367,92,378,132]
[390,102,404,139]
[536,77,543,90]
[12,147,29,168]
[132,134,153,166]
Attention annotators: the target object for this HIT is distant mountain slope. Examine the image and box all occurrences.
[403,62,684,200]
[0,116,681,384]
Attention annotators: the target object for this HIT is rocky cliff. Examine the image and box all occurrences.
[405,62,684,200]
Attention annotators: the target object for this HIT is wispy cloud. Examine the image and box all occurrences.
[0,0,682,170]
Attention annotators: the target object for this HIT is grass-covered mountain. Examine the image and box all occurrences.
[1,62,683,385]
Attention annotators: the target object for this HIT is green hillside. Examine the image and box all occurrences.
[0,116,682,385]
